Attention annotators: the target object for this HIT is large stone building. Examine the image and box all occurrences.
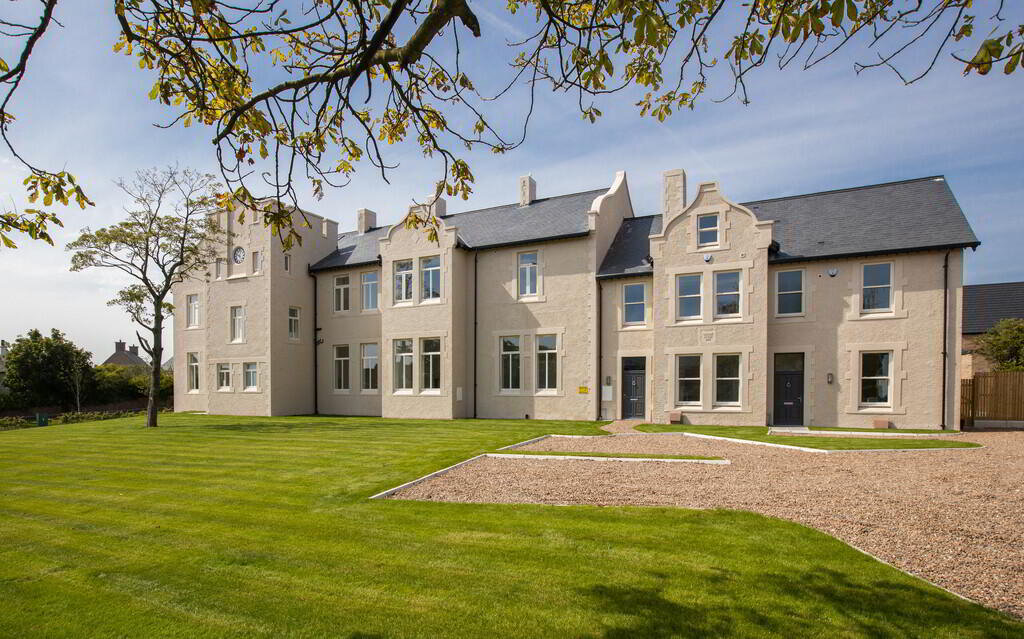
[173,170,979,428]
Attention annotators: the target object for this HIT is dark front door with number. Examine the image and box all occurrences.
[773,353,804,426]
[622,357,646,419]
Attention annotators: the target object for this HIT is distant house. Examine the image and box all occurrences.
[102,341,149,368]
[961,281,1024,378]
[162,356,174,371]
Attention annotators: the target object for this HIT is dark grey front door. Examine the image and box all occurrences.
[622,357,646,419]
[773,353,804,426]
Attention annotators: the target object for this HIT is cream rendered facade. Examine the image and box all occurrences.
[174,169,975,429]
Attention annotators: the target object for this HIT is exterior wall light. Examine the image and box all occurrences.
[827,373,834,385]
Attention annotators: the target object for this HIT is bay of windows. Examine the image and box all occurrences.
[362,272,379,310]
[623,283,645,325]
[776,270,803,316]
[361,343,379,390]
[421,338,441,391]
[393,339,413,391]
[334,345,350,391]
[421,256,441,300]
[862,263,892,312]
[394,260,413,303]
[714,354,740,405]
[518,252,538,297]
[536,335,558,391]
[500,336,521,391]
[334,275,350,312]
[676,355,701,405]
[860,352,891,405]
[676,274,701,320]
[714,271,741,317]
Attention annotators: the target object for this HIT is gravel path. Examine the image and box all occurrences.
[395,431,1024,618]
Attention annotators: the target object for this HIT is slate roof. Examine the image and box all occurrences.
[962,282,1024,334]
[598,176,980,278]
[310,189,605,272]
[102,350,148,367]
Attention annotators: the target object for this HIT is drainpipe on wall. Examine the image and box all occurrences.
[472,252,478,419]
[309,265,320,415]
[940,251,950,430]
[596,279,602,421]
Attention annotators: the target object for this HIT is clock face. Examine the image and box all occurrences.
[232,247,246,265]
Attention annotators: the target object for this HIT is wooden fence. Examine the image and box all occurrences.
[961,371,1024,429]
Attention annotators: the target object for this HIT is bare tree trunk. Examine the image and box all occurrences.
[147,316,163,428]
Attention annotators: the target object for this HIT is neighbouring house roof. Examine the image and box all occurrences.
[162,356,174,371]
[102,341,149,367]
[598,176,980,278]
[962,282,1024,334]
[310,189,605,272]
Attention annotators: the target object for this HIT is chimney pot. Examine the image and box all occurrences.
[662,168,687,215]
[115,340,126,352]
[356,208,377,234]
[519,175,537,207]
[129,345,139,356]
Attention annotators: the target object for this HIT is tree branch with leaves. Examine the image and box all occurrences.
[67,166,224,427]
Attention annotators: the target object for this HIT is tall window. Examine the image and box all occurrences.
[536,334,557,391]
[288,307,300,340]
[676,274,701,320]
[186,294,200,328]
[714,354,740,405]
[394,260,413,303]
[243,363,258,390]
[518,252,538,297]
[421,256,441,300]
[334,275,350,312]
[393,339,414,391]
[421,338,441,391]
[623,283,645,325]
[215,258,225,279]
[714,271,741,317]
[187,352,200,391]
[697,213,719,246]
[862,263,892,311]
[676,355,701,405]
[362,271,379,310]
[284,254,292,272]
[230,306,245,342]
[776,270,803,316]
[252,250,261,274]
[334,345,350,391]
[361,343,379,390]
[500,336,521,391]
[217,363,231,390]
[860,352,891,405]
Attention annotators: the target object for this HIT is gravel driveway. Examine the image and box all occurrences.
[394,431,1024,618]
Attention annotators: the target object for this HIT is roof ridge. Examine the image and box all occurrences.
[440,187,606,219]
[965,281,1024,289]
[742,175,947,206]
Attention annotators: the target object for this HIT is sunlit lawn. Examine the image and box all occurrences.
[0,414,1015,638]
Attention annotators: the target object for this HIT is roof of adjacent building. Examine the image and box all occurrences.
[310,189,604,272]
[962,282,1024,334]
[598,176,980,278]
[102,350,148,367]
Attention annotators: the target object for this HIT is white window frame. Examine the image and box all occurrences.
[861,262,893,313]
[394,260,414,303]
[229,306,245,343]
[859,351,892,407]
[362,271,379,311]
[420,338,441,393]
[333,345,350,391]
[421,256,441,301]
[243,362,258,391]
[361,343,379,391]
[675,355,701,406]
[775,269,804,317]
[186,294,200,328]
[697,213,719,247]
[713,354,741,406]
[334,275,350,312]
[622,283,646,326]
[215,258,226,279]
[216,363,231,391]
[499,336,521,392]
[187,352,200,392]
[393,339,414,392]
[536,334,558,392]
[288,307,300,340]
[283,254,292,273]
[714,270,742,319]
[676,274,702,321]
[517,251,538,298]
[252,250,261,274]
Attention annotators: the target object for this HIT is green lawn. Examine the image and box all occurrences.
[494,450,722,461]
[635,425,981,450]
[0,414,1016,638]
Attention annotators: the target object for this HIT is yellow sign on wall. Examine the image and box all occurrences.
[578,386,589,394]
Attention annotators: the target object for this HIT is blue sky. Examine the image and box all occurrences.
[0,3,1021,361]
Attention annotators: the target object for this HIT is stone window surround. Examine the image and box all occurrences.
[287,306,301,342]
[242,361,261,393]
[847,259,908,321]
[361,270,381,313]
[384,332,449,397]
[663,344,754,413]
[686,205,732,253]
[359,342,380,394]
[332,344,351,394]
[773,267,806,319]
[204,359,267,395]
[184,292,202,330]
[187,351,201,393]
[844,341,908,415]
[332,274,352,314]
[489,328,566,397]
[383,254,449,308]
[620,280,649,329]
[664,259,755,327]
[227,303,247,344]
[514,247,547,304]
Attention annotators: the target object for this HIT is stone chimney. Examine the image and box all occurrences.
[662,168,687,215]
[115,340,126,353]
[519,175,537,207]
[129,345,139,357]
[356,208,377,234]
[427,194,446,217]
